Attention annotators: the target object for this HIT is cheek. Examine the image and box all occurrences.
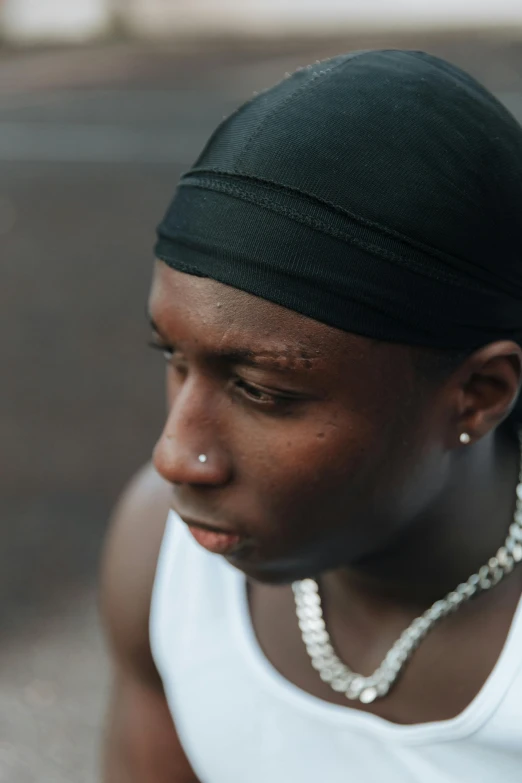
[234,418,387,574]
[232,397,423,555]
[238,410,380,516]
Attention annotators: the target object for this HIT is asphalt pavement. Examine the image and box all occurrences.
[1,32,522,782]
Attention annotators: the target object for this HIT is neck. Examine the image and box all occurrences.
[326,425,520,613]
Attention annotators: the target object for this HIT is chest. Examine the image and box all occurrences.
[248,578,522,725]
[154,563,522,783]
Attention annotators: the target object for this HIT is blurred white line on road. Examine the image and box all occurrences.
[0,122,198,163]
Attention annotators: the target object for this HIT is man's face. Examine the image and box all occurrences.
[149,262,449,583]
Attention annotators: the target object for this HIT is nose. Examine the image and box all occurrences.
[152,376,232,487]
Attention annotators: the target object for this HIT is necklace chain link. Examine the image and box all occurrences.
[292,430,522,705]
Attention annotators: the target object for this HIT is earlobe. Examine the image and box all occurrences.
[456,341,522,441]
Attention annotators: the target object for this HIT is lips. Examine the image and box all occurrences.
[186,525,243,554]
[176,512,247,555]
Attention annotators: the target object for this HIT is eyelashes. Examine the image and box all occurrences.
[147,340,174,361]
[234,378,279,405]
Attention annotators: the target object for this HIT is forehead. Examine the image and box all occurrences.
[148,261,421,410]
[148,261,371,365]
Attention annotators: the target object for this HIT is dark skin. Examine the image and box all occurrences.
[101,260,522,779]
[101,464,199,782]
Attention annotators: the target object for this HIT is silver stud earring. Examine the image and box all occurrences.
[198,454,207,463]
[459,433,471,445]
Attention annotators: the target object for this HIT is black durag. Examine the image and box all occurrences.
[155,49,522,371]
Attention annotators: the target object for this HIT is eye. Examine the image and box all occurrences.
[148,340,175,362]
[234,379,280,405]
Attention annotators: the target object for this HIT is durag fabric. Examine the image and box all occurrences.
[155,49,522,351]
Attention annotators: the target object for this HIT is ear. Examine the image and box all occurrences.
[453,341,522,443]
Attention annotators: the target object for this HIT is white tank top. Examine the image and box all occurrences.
[150,511,522,783]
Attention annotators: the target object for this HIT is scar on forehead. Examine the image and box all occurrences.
[242,349,322,370]
[214,321,323,369]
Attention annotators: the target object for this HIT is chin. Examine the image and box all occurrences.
[225,548,326,585]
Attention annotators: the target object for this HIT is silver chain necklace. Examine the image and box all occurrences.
[292,431,522,705]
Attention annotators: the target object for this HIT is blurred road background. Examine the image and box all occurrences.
[1,19,522,783]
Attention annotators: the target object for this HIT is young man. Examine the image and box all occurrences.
[101,50,522,781]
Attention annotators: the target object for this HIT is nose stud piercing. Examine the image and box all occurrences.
[459,433,471,444]
[198,454,208,463]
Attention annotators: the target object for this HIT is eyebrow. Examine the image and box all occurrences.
[147,311,316,371]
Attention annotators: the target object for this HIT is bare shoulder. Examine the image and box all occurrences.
[100,465,201,781]
[100,462,171,680]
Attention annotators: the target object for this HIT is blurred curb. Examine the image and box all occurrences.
[0,28,521,95]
